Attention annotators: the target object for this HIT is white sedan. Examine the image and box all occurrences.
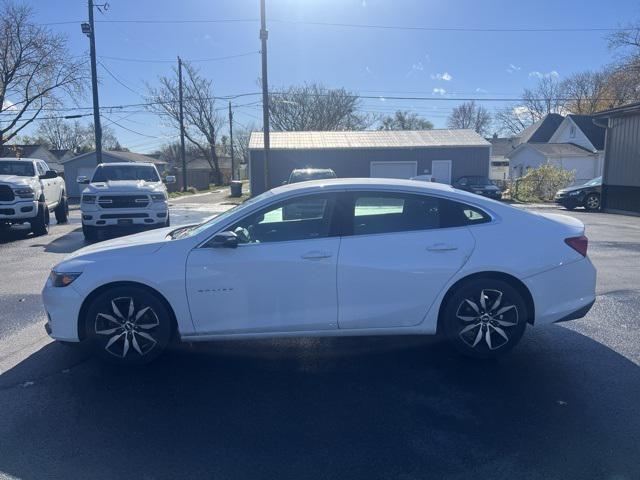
[42,178,596,365]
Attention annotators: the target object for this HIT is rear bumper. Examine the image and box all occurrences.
[524,257,597,325]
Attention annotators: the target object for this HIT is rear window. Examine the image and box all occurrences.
[0,161,35,177]
[350,192,490,236]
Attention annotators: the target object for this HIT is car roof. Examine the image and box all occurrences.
[272,177,456,195]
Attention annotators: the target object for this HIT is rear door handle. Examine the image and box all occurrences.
[426,243,458,252]
[301,251,333,260]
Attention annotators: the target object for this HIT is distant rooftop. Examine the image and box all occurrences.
[508,142,596,158]
[249,129,491,150]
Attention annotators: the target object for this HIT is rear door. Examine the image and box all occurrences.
[336,191,478,329]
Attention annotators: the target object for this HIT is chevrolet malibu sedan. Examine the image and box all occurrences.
[42,179,596,365]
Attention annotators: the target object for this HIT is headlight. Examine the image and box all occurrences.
[151,192,167,202]
[568,190,583,196]
[49,271,82,287]
[82,194,96,204]
[14,187,34,198]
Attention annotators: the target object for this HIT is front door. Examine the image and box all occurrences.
[186,193,340,334]
[337,191,476,329]
[431,160,452,184]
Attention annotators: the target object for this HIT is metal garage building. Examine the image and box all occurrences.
[248,130,491,195]
[594,102,640,215]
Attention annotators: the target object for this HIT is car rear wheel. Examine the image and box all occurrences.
[441,278,528,358]
[54,193,69,223]
[30,202,49,236]
[84,286,174,365]
[584,193,600,212]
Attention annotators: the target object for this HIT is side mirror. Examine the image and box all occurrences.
[210,231,239,248]
[77,176,90,184]
[164,175,176,184]
[40,170,58,180]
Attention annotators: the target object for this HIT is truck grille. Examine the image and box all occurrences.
[98,195,149,209]
[0,185,14,202]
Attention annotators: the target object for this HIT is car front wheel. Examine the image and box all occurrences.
[84,286,174,365]
[441,278,528,358]
[584,193,600,212]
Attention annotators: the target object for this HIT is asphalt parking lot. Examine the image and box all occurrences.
[0,202,638,480]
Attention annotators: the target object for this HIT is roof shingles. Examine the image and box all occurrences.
[249,129,490,150]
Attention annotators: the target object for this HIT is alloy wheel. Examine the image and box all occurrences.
[455,289,519,351]
[95,297,160,358]
[586,194,600,210]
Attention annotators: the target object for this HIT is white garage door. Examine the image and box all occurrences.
[370,161,417,179]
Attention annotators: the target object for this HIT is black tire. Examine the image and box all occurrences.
[84,286,174,365]
[30,202,49,236]
[82,224,99,242]
[165,213,170,227]
[584,193,601,212]
[564,205,576,211]
[441,278,528,359]
[54,193,69,223]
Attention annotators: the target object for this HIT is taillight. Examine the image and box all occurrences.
[565,236,588,256]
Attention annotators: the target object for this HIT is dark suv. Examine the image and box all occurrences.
[554,176,602,211]
[286,168,336,184]
[453,176,502,200]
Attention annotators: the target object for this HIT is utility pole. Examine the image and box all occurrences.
[228,102,235,181]
[178,56,187,192]
[87,0,102,165]
[259,0,270,191]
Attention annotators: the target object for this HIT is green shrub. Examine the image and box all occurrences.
[514,164,575,202]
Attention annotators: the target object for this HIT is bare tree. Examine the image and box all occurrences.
[268,83,373,131]
[494,105,533,136]
[447,101,492,135]
[521,76,567,119]
[608,22,640,73]
[0,2,86,152]
[232,122,255,165]
[560,71,611,114]
[35,116,86,151]
[147,62,225,184]
[378,110,433,130]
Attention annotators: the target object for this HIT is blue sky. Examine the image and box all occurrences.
[24,0,640,152]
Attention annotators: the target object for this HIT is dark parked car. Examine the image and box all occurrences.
[286,168,336,184]
[453,176,502,200]
[554,176,602,211]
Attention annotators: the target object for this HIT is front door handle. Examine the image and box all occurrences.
[426,243,458,252]
[301,251,332,260]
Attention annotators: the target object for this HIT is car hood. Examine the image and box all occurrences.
[84,180,165,194]
[470,184,500,191]
[0,175,32,186]
[63,227,174,264]
[557,184,587,194]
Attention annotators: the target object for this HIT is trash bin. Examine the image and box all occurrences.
[230,180,242,197]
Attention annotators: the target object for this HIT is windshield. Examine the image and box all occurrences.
[289,169,336,183]
[584,176,602,187]
[171,191,274,239]
[462,176,493,186]
[92,165,160,182]
[0,161,35,177]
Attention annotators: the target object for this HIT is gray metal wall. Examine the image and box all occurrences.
[249,146,490,195]
[603,114,640,214]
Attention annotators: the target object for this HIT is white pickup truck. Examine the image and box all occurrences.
[78,162,175,241]
[0,158,68,235]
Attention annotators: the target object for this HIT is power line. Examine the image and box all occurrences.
[101,113,165,138]
[98,50,260,64]
[98,60,145,97]
[41,17,630,33]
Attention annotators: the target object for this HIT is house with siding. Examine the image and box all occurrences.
[248,129,491,195]
[594,102,640,215]
[508,113,605,185]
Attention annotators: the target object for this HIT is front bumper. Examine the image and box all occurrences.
[0,199,38,221]
[555,193,584,208]
[81,203,168,228]
[42,277,84,342]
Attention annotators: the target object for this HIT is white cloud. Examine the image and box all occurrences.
[430,72,453,81]
[529,70,559,79]
[432,87,447,95]
[475,87,488,93]
[2,100,17,111]
[405,61,425,77]
[506,63,521,74]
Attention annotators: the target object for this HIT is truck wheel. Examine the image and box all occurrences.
[83,224,99,242]
[30,203,50,236]
[164,214,170,227]
[55,193,69,223]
